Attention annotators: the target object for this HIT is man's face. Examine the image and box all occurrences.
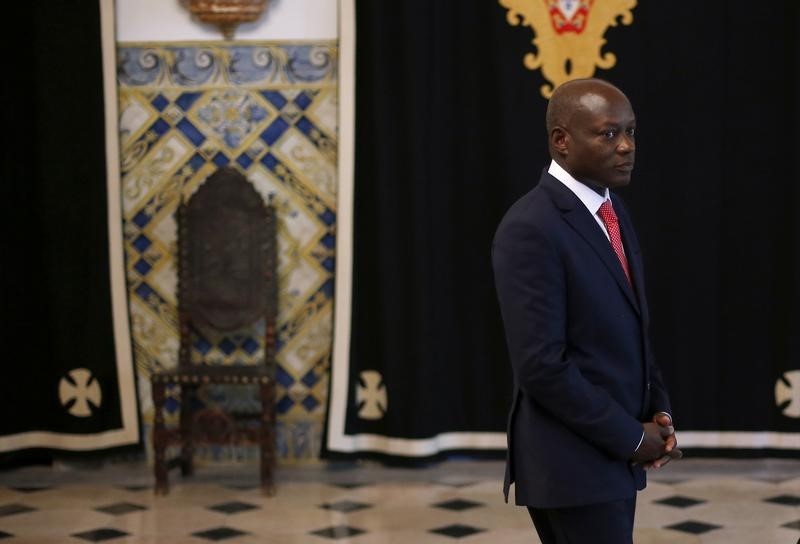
[561,89,636,189]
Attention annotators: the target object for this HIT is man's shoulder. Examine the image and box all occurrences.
[499,176,560,225]
[494,178,564,245]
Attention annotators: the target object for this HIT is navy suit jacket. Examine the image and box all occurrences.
[492,171,671,508]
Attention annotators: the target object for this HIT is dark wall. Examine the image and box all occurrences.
[336,0,799,452]
[1,2,126,448]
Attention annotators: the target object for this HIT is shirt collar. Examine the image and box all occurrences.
[547,160,609,216]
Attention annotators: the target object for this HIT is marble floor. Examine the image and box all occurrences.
[0,458,798,543]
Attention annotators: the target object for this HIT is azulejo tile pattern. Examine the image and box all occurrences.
[117,42,337,462]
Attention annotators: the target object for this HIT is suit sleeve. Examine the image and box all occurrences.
[492,218,644,461]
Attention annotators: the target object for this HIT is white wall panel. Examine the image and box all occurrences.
[117,0,337,42]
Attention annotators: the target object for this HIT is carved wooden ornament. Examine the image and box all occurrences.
[185,0,269,39]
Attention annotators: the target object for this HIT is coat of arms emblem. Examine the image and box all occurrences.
[499,0,638,97]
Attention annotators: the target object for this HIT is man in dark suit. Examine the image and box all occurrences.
[492,78,681,543]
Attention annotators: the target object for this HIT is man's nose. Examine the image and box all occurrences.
[617,134,635,153]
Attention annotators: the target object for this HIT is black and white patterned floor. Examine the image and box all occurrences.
[0,459,798,543]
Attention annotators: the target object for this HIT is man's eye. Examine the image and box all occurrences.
[603,129,617,139]
[626,128,636,137]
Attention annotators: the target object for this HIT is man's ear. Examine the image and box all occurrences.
[551,127,568,157]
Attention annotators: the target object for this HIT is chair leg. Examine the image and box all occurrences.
[152,381,169,495]
[259,382,276,496]
[180,384,195,477]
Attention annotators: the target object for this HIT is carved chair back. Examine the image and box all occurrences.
[177,166,277,370]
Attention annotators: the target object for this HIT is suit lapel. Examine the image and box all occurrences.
[540,174,641,315]
[614,197,648,316]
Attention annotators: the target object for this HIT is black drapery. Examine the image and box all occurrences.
[0,2,137,456]
[326,1,800,457]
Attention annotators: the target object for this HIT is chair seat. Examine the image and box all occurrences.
[152,364,272,385]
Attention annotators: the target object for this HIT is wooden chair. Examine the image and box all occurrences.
[151,166,277,495]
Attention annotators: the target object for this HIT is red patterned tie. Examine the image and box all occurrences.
[597,200,631,286]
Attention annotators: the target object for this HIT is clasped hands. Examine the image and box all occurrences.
[631,412,683,469]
